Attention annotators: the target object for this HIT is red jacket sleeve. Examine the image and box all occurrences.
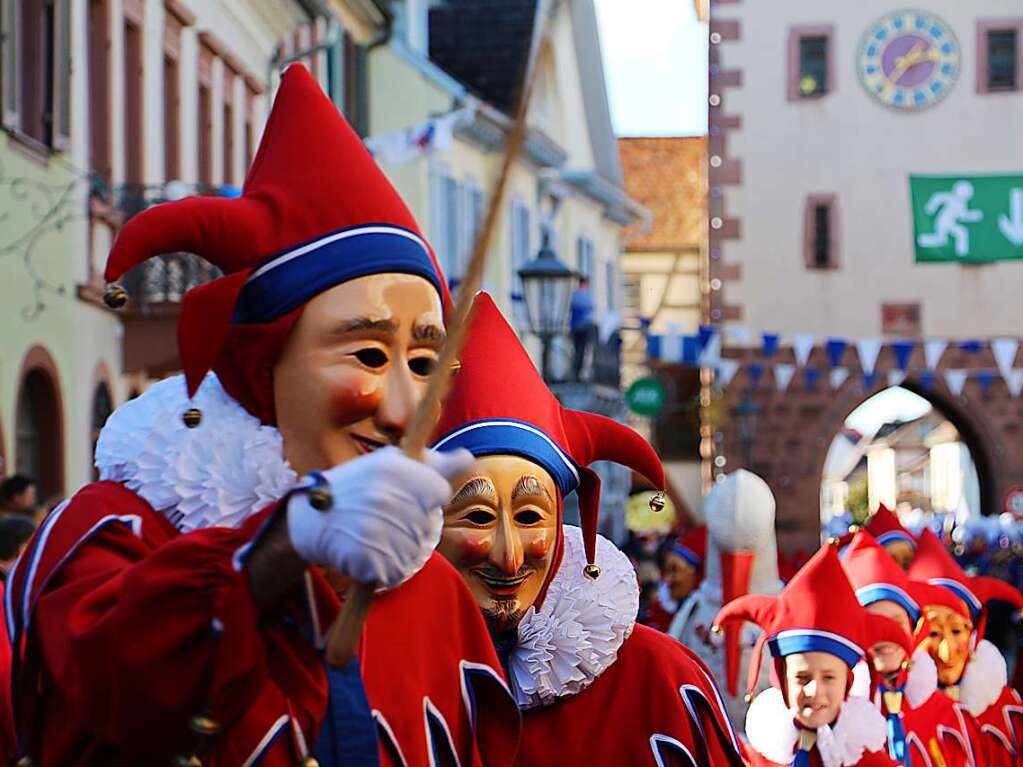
[14,482,283,753]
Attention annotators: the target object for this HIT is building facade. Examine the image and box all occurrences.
[708,0,1023,552]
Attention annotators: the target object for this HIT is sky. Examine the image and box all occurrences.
[594,0,708,137]
[845,386,933,438]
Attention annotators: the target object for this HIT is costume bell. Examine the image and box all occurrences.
[5,65,520,766]
[909,528,1023,767]
[841,531,986,767]
[715,545,914,767]
[429,293,745,767]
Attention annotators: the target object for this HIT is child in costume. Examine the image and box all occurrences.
[842,531,986,766]
[715,544,912,767]
[430,293,744,766]
[910,528,1023,766]
[5,66,519,767]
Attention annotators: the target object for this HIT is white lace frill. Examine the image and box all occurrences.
[959,638,1008,717]
[508,525,639,709]
[95,374,296,532]
[849,645,938,709]
[746,687,887,767]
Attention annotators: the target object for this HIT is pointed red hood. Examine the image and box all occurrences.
[432,293,664,598]
[106,64,449,423]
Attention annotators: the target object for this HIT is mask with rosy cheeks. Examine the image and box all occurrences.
[272,272,445,475]
[865,600,912,677]
[924,605,973,687]
[439,455,559,638]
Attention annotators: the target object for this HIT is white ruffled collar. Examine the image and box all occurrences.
[508,525,639,709]
[95,374,297,531]
[958,638,1007,717]
[745,687,888,767]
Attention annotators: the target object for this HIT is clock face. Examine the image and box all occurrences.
[858,10,960,110]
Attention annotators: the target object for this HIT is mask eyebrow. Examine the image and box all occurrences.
[331,317,398,336]
[449,476,496,506]
[511,475,554,503]
[412,321,446,345]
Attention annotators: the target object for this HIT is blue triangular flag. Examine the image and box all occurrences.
[646,335,662,360]
[826,338,848,368]
[682,335,701,365]
[698,325,717,352]
[748,362,764,388]
[977,369,996,394]
[863,371,877,390]
[638,316,653,333]
[959,340,984,355]
[919,370,936,393]
[804,367,820,389]
[891,340,914,371]
[762,333,780,359]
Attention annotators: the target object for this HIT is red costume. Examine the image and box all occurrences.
[716,545,912,767]
[431,294,744,766]
[5,65,519,766]
[836,505,916,554]
[910,529,1023,767]
[841,531,986,767]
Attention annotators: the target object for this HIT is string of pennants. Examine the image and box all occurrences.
[645,326,1023,397]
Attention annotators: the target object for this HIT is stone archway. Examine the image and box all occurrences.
[15,346,65,503]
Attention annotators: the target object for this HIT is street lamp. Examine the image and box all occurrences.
[731,392,760,468]
[517,230,576,381]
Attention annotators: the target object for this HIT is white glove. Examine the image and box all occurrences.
[286,446,473,588]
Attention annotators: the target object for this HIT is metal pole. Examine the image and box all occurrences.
[541,334,552,382]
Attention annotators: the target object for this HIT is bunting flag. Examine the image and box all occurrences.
[826,338,848,368]
[919,370,936,393]
[698,325,717,352]
[887,370,907,388]
[748,362,764,388]
[856,338,883,378]
[724,325,755,345]
[977,369,996,395]
[698,332,722,367]
[958,340,984,355]
[890,340,914,371]
[774,363,796,392]
[992,338,1020,381]
[830,367,850,390]
[804,367,820,390]
[943,369,968,397]
[863,372,877,390]
[923,339,948,371]
[1006,369,1023,398]
[716,359,741,389]
[762,333,780,359]
[792,333,815,367]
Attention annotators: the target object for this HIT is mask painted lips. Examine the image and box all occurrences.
[350,434,388,454]
[476,570,532,598]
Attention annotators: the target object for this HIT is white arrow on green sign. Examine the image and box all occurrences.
[626,376,667,417]
[910,174,1023,263]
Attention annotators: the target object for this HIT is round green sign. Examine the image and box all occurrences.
[625,376,666,417]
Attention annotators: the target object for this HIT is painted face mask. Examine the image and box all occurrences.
[440,455,559,636]
[924,605,973,688]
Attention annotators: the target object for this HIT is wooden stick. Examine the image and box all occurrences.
[325,3,555,668]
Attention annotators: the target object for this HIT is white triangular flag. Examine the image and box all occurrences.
[856,338,883,377]
[944,369,968,396]
[716,359,741,390]
[774,363,796,392]
[888,370,907,388]
[924,339,947,371]
[792,333,815,367]
[991,338,1019,381]
[663,322,682,363]
[830,367,850,390]
[698,332,722,368]
[1006,369,1023,398]
[723,325,754,345]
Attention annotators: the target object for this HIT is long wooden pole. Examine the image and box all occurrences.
[325,1,555,668]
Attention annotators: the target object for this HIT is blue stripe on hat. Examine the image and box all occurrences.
[673,543,702,570]
[433,419,580,497]
[928,577,982,620]
[234,223,443,324]
[876,531,917,550]
[767,629,865,668]
[854,584,921,624]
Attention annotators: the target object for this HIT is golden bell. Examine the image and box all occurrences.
[182,407,203,429]
[189,715,221,737]
[826,536,840,546]
[648,492,666,513]
[744,692,754,704]
[583,563,601,580]
[103,283,128,309]
[307,485,333,511]
[174,756,202,767]
[710,624,723,635]
[301,759,320,767]
[449,361,462,377]
[847,524,861,534]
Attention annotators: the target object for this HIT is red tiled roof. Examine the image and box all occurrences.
[618,136,706,251]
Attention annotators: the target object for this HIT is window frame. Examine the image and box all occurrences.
[977,19,1023,94]
[803,193,840,270]
[787,25,834,101]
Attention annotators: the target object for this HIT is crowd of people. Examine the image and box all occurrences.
[0,63,1020,766]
